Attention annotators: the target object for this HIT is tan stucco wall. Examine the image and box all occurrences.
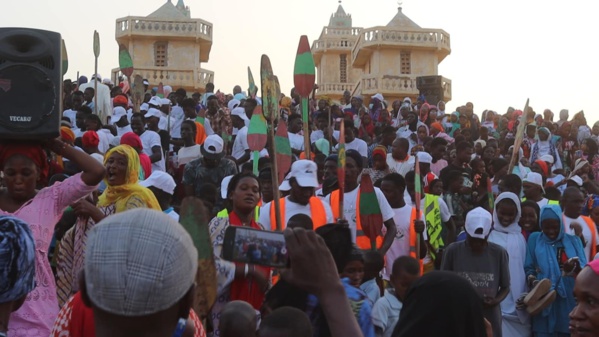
[371,49,438,76]
[129,40,200,69]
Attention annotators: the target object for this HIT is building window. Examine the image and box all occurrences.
[155,42,168,67]
[400,51,411,74]
[340,54,347,83]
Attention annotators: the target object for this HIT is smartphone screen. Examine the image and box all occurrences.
[222,226,288,268]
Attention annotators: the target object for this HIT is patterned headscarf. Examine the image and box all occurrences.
[372,145,387,159]
[60,127,75,143]
[0,216,36,303]
[97,145,160,212]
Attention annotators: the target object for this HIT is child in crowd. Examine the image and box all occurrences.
[339,247,375,337]
[360,251,384,305]
[259,307,313,337]
[219,300,257,337]
[372,256,421,337]
[288,213,314,230]
[519,200,540,241]
[429,179,444,196]
[443,170,467,233]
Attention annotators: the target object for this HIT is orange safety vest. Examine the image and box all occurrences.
[270,197,328,231]
[330,189,384,250]
[580,216,597,259]
[194,122,207,145]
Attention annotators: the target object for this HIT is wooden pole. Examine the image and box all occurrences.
[508,99,530,173]
[93,31,100,117]
[337,119,346,220]
[414,155,421,259]
[261,55,283,231]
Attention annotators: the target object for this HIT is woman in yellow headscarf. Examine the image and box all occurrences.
[55,145,160,306]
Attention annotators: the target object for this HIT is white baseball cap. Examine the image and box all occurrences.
[140,103,149,112]
[523,172,545,194]
[148,96,162,107]
[160,98,172,106]
[539,154,554,165]
[465,207,492,239]
[220,175,234,199]
[568,175,583,187]
[288,160,319,188]
[371,93,384,102]
[140,171,176,195]
[231,107,250,122]
[201,135,225,159]
[279,172,292,192]
[416,151,433,164]
[144,108,162,119]
[111,106,127,125]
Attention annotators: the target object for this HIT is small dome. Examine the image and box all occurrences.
[387,7,421,28]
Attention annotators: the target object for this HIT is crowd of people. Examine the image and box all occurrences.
[0,75,598,337]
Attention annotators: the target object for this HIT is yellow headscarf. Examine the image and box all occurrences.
[97,145,161,212]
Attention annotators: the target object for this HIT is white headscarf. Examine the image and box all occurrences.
[508,145,529,179]
[489,192,529,324]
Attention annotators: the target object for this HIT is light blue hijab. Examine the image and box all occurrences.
[525,204,587,333]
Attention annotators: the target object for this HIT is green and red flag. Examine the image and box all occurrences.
[414,154,422,258]
[118,44,134,79]
[248,67,258,99]
[275,119,292,185]
[359,174,383,251]
[293,35,315,158]
[337,119,346,219]
[247,65,267,176]
[179,197,216,318]
[261,56,277,123]
[248,103,267,176]
[273,75,291,184]
[261,54,283,231]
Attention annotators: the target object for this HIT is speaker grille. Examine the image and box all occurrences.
[38,56,54,70]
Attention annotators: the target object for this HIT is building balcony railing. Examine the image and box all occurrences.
[358,74,452,101]
[111,66,214,91]
[312,37,356,59]
[320,27,363,37]
[316,82,356,97]
[115,16,212,42]
[352,27,450,66]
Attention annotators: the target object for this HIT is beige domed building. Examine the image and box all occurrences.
[312,4,452,104]
[112,0,214,93]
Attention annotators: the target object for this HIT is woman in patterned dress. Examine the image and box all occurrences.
[55,145,160,306]
[0,139,105,337]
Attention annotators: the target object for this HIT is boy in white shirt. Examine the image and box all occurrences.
[372,256,421,337]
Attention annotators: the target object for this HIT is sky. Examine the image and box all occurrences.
[1,0,598,122]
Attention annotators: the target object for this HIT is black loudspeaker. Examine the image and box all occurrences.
[0,28,62,140]
[416,75,443,106]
